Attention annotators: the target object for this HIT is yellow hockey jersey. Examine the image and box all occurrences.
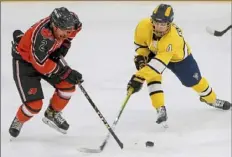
[134,18,191,80]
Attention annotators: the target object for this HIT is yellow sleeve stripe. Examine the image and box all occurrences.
[148,58,167,74]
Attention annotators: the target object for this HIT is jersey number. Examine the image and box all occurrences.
[166,44,172,52]
[39,40,47,52]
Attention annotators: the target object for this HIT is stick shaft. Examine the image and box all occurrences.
[78,84,124,149]
[100,90,133,150]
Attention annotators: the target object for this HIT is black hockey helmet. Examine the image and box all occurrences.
[151,4,174,23]
[50,7,81,30]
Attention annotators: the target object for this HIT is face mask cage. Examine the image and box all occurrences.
[151,19,171,37]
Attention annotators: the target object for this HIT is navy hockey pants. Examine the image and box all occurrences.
[167,54,202,87]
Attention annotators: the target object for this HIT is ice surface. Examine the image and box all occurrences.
[1,1,231,157]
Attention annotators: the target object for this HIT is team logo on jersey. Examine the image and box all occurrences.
[28,88,37,95]
[41,27,54,40]
[193,73,199,80]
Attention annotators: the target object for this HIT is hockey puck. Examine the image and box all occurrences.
[145,141,154,147]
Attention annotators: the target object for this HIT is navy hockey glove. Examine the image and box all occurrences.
[13,30,24,44]
[127,75,144,94]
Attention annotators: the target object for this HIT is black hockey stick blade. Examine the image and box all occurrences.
[206,25,232,37]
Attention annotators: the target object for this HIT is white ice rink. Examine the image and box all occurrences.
[1,1,231,157]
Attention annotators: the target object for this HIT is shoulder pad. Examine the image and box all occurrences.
[134,18,153,46]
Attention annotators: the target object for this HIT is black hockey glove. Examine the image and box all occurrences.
[134,55,147,70]
[50,66,83,85]
[49,40,71,62]
[59,66,83,85]
[127,75,145,94]
[13,30,24,44]
[134,53,156,70]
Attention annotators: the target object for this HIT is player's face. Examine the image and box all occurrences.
[152,21,169,37]
[53,26,73,40]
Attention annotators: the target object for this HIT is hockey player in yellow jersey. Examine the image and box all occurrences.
[127,4,231,126]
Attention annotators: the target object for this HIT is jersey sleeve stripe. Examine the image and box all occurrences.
[148,58,167,74]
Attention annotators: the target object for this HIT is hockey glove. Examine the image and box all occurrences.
[13,30,24,44]
[127,75,145,94]
[134,55,147,70]
[49,40,71,62]
[59,66,83,85]
[50,66,83,85]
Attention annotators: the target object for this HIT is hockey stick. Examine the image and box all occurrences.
[78,84,124,150]
[59,56,123,150]
[79,88,133,153]
[206,25,232,37]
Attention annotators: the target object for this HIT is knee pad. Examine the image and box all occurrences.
[22,99,43,117]
[57,88,76,100]
[55,80,76,99]
[55,81,76,90]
